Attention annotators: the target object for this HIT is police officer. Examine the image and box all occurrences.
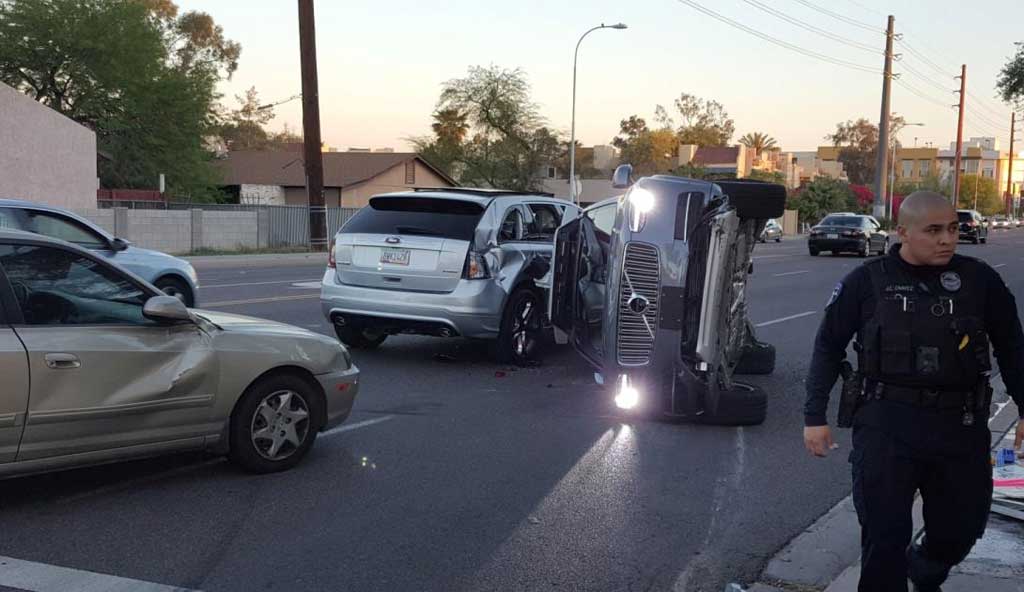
[803,191,1024,592]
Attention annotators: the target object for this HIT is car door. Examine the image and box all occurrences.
[0,240,219,462]
[0,275,30,464]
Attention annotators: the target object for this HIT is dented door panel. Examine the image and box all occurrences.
[15,324,217,461]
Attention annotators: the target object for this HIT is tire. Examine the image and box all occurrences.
[695,382,767,426]
[980,236,987,244]
[496,287,545,365]
[775,237,782,243]
[228,374,321,474]
[717,180,787,219]
[333,324,387,350]
[809,248,819,256]
[734,341,776,375]
[154,276,194,307]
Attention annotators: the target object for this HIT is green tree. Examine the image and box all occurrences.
[957,174,1002,214]
[218,86,275,150]
[669,93,735,146]
[997,42,1024,104]
[0,0,240,200]
[826,116,906,186]
[789,177,857,224]
[739,132,777,159]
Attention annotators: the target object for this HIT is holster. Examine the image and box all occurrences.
[962,377,993,426]
[836,361,864,429]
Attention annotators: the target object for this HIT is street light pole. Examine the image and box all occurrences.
[570,22,626,205]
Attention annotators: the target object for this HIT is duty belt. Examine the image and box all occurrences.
[875,383,970,409]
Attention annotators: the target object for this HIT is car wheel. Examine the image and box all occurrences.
[154,276,194,307]
[695,381,767,426]
[496,287,545,365]
[980,236,987,244]
[775,237,782,243]
[334,324,387,350]
[734,341,776,375]
[809,248,819,256]
[229,374,321,473]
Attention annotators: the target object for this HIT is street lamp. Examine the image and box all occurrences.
[256,94,302,111]
[887,119,925,220]
[569,22,627,205]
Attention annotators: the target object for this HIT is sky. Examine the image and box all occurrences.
[176,0,1023,154]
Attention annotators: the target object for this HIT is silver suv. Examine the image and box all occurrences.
[320,188,581,363]
[549,167,785,425]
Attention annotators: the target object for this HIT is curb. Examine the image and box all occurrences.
[745,374,1017,592]
[185,252,325,269]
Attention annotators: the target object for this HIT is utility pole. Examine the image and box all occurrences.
[1007,111,1016,216]
[298,0,327,252]
[952,64,967,206]
[873,15,895,219]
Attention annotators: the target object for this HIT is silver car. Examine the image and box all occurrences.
[0,229,359,478]
[549,167,785,425]
[0,199,200,306]
[321,188,581,364]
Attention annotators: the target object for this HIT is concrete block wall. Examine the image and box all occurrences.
[121,210,193,253]
[201,210,258,250]
[72,209,115,236]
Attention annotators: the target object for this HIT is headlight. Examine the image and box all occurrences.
[628,187,656,232]
[615,374,640,410]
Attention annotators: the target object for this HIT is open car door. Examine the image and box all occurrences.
[549,214,607,368]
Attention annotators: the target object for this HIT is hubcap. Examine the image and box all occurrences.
[250,390,310,461]
[512,298,538,357]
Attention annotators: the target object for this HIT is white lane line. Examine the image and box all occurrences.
[201,294,320,308]
[0,555,196,592]
[754,310,817,328]
[752,254,800,260]
[772,270,810,277]
[291,281,323,289]
[322,415,395,437]
[202,278,320,289]
[994,263,1007,268]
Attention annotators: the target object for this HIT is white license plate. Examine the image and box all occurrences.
[827,233,839,239]
[380,248,410,265]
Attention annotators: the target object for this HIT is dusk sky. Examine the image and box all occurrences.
[177,0,1022,153]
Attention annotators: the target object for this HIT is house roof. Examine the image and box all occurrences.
[214,150,457,188]
[693,146,740,166]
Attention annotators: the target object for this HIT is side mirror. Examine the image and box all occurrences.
[110,237,130,252]
[612,164,634,189]
[143,295,193,323]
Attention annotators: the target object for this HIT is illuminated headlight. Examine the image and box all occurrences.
[628,187,656,232]
[615,374,640,410]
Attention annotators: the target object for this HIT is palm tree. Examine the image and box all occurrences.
[739,132,777,159]
[432,108,470,145]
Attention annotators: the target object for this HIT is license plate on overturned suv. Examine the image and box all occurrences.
[380,248,411,265]
[827,233,839,239]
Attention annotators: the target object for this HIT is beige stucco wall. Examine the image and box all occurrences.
[284,186,342,207]
[0,82,97,209]
[341,161,451,208]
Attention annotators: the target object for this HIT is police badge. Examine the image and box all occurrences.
[940,271,961,292]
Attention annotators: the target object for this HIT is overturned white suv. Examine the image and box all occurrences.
[548,166,786,425]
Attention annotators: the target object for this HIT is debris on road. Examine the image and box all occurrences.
[433,353,457,363]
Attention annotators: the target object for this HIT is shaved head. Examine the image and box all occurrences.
[898,191,956,229]
[896,190,959,266]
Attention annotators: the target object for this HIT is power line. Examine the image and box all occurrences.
[897,60,953,95]
[895,78,952,110]
[842,0,886,18]
[967,106,1009,133]
[674,0,882,74]
[738,0,878,53]
[895,39,954,79]
[788,0,884,33]
[967,91,1010,121]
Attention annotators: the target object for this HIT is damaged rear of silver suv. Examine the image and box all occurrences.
[548,165,785,425]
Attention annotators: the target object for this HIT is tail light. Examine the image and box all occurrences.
[328,239,336,269]
[463,251,489,280]
[842,230,862,237]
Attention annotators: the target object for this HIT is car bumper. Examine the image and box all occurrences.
[809,237,864,251]
[319,269,504,339]
[316,363,360,431]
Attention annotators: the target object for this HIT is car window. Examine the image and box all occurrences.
[586,204,617,240]
[340,197,485,241]
[0,208,25,230]
[0,244,152,326]
[524,204,563,240]
[499,207,524,243]
[820,215,862,227]
[957,211,972,222]
[24,211,108,250]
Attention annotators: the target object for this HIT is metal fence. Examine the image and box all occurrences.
[98,201,360,248]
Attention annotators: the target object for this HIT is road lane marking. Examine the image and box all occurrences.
[201,294,320,308]
[0,555,196,592]
[322,415,395,437]
[291,281,323,289]
[994,263,1007,268]
[772,270,810,277]
[754,310,817,328]
[202,278,320,289]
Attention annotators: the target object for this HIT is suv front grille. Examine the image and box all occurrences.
[617,242,660,366]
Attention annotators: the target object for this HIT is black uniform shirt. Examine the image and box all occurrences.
[805,244,1024,431]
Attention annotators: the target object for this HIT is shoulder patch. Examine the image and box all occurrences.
[826,282,843,308]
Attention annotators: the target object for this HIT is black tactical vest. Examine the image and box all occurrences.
[857,256,991,390]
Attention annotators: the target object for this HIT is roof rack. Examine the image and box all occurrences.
[411,187,554,198]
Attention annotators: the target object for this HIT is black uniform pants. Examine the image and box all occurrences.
[850,425,992,592]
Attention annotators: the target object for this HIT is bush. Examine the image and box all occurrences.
[788,178,857,225]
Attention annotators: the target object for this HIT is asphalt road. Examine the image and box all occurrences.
[2,231,1023,592]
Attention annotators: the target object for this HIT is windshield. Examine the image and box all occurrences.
[340,197,485,241]
[819,216,862,227]
[958,212,973,222]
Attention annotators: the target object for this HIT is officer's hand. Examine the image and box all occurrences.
[804,426,837,458]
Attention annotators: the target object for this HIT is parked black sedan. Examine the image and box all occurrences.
[808,214,888,257]
[957,209,988,244]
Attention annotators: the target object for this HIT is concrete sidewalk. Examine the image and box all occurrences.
[745,378,1022,592]
[185,251,326,269]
